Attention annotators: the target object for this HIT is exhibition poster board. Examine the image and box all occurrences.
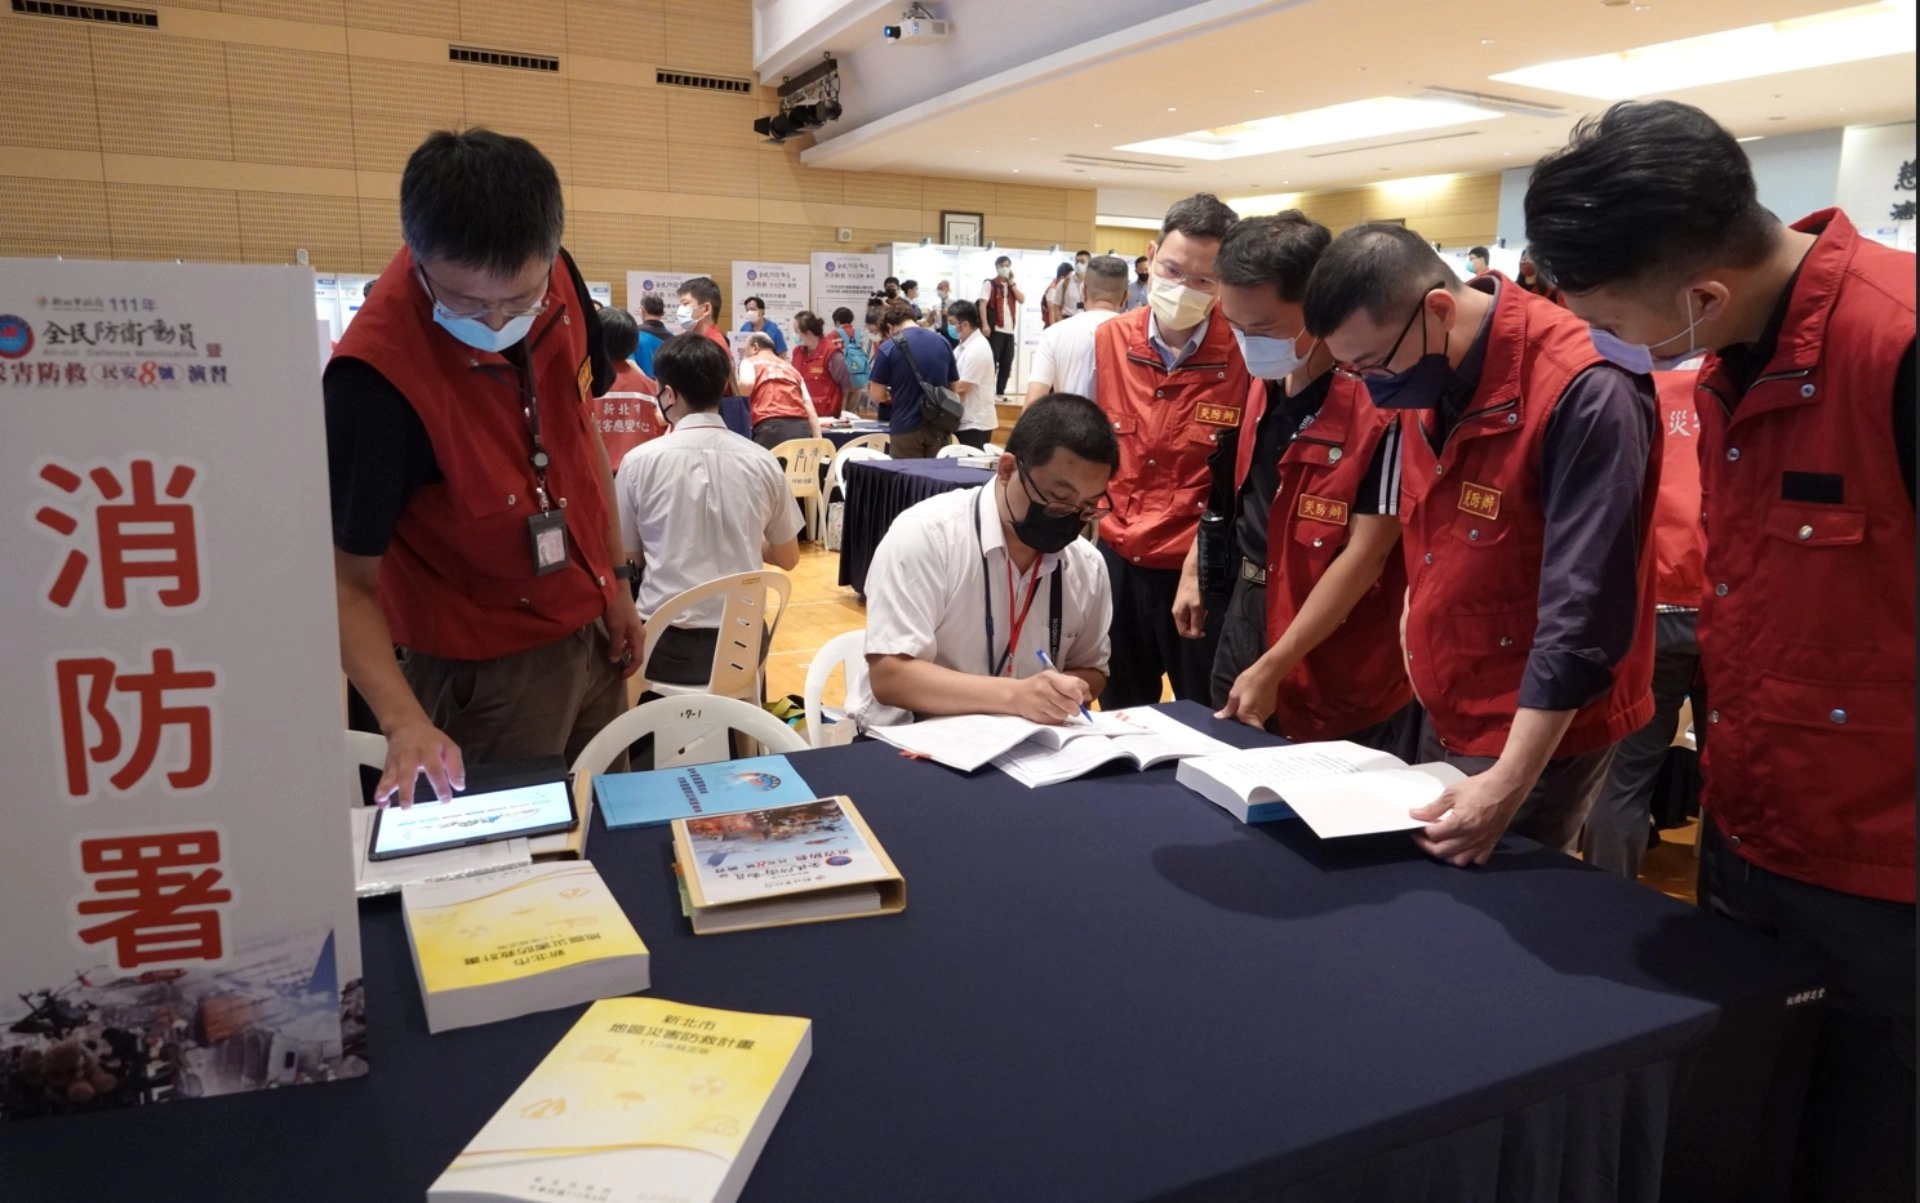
[730,261,809,344]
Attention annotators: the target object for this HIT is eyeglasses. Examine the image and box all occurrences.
[1017,460,1113,521]
[1333,281,1447,382]
[417,265,552,323]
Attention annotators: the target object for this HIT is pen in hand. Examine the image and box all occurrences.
[1034,648,1095,722]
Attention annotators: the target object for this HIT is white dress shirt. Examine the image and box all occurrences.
[850,483,1113,729]
[615,412,804,625]
[953,329,998,432]
[1028,308,1121,400]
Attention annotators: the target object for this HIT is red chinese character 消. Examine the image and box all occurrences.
[76,829,232,969]
[34,458,202,610]
[55,648,217,797]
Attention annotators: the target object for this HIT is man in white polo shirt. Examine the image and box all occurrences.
[948,299,999,449]
[851,395,1118,729]
[1026,255,1127,402]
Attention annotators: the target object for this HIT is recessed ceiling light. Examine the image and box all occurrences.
[1737,135,1765,143]
[1029,137,1038,141]
[1012,169,1020,173]
[1253,89,1264,94]
[1503,150,1513,156]
[1491,0,1916,100]
[1480,37,1496,44]
[1167,107,1178,112]
[1118,95,1503,161]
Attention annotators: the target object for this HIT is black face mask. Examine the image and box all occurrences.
[1003,479,1085,554]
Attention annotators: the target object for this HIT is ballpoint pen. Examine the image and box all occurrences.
[1035,647,1095,722]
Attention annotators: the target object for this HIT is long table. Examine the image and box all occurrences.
[0,703,1820,1203]
[836,456,994,594]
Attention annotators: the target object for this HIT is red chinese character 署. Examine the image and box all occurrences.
[34,458,202,610]
[76,829,232,969]
[55,648,217,797]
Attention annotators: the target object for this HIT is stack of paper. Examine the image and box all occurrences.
[350,806,530,899]
[868,710,1154,773]
[1177,742,1465,836]
[991,708,1235,787]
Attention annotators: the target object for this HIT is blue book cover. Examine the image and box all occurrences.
[594,754,818,830]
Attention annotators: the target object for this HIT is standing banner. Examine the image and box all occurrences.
[730,262,809,345]
[0,260,365,1118]
[586,281,613,310]
[810,252,890,324]
[626,270,697,333]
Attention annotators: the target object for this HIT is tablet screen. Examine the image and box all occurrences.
[368,779,577,861]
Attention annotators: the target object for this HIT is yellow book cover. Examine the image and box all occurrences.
[404,862,650,1033]
[430,997,812,1203]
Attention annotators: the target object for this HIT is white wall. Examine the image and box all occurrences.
[1095,187,1192,223]
[1836,121,1917,245]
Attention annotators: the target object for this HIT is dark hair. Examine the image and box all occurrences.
[652,333,730,409]
[1160,192,1239,243]
[743,295,765,312]
[639,294,665,317]
[878,298,918,332]
[1302,223,1457,336]
[1084,255,1129,303]
[1525,99,1777,294]
[1076,249,1092,259]
[598,307,639,360]
[1006,394,1120,473]
[831,306,854,325]
[794,310,825,338]
[994,255,1012,268]
[1054,262,1075,280]
[1134,256,1149,267]
[1468,246,1490,262]
[361,279,375,299]
[400,129,562,276]
[884,276,901,287]
[678,275,722,315]
[948,299,981,329]
[1214,211,1332,303]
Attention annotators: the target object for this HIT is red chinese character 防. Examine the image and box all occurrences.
[34,458,202,610]
[76,829,232,969]
[55,648,217,797]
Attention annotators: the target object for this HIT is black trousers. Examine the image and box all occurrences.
[1098,545,1221,708]
[955,428,992,449]
[1580,609,1705,879]
[988,330,1015,396]
[1699,820,1917,1202]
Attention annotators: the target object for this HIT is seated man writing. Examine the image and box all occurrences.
[850,394,1118,729]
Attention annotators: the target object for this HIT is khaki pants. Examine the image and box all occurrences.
[400,620,629,773]
[890,425,948,459]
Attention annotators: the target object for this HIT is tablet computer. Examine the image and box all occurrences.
[367,777,578,862]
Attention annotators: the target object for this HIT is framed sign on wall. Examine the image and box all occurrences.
[941,211,984,247]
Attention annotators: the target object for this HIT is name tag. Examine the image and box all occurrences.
[1193,403,1241,427]
[1297,494,1350,525]
[576,357,594,401]
[1458,482,1502,520]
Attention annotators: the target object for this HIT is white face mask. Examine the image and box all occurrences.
[1148,271,1213,331]
[675,303,695,325]
[997,265,1012,279]
[1232,328,1310,381]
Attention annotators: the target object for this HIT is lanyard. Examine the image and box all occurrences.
[517,347,555,512]
[975,498,1065,678]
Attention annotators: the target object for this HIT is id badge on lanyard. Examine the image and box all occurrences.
[521,357,571,576]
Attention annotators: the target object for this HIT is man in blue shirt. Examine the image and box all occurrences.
[739,296,788,357]
[632,293,671,376]
[868,298,958,458]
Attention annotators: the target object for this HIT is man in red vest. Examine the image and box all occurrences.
[326,130,642,805]
[1526,98,1916,1201]
[1095,193,1251,706]
[1195,212,1415,753]
[1303,223,1659,865]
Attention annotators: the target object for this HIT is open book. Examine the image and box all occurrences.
[992,707,1235,787]
[1177,742,1466,837]
[867,710,1155,773]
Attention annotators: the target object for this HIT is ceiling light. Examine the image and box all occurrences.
[1118,95,1502,161]
[1738,135,1765,143]
[1490,0,1915,99]
[1167,107,1178,112]
[1480,38,1496,45]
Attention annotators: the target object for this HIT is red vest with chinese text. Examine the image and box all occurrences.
[1262,372,1413,740]
[1093,306,1252,570]
[746,356,810,425]
[1398,284,1658,759]
[1650,370,1707,607]
[596,361,664,468]
[1694,209,1916,903]
[791,331,845,418]
[332,247,621,660]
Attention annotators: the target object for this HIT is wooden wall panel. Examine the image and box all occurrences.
[224,0,348,23]
[566,0,666,63]
[564,209,672,286]
[238,190,362,267]
[357,197,403,269]
[228,45,356,170]
[91,28,233,161]
[0,177,113,258]
[459,0,568,54]
[0,17,100,152]
[669,217,757,277]
[345,0,460,38]
[853,174,924,211]
[662,0,750,76]
[1094,226,1154,258]
[668,141,759,199]
[107,183,244,262]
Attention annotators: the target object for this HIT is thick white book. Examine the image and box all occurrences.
[991,707,1235,787]
[1177,742,1467,837]
[868,709,1153,773]
[403,861,650,1034]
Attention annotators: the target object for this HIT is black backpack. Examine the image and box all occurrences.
[891,332,964,436]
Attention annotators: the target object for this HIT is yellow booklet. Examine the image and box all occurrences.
[429,997,812,1203]
[404,861,650,1033]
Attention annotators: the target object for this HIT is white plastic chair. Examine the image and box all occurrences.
[344,730,386,807]
[771,436,834,543]
[983,442,1005,457]
[836,431,891,458]
[829,445,889,497]
[638,570,792,708]
[571,694,807,777]
[802,630,868,748]
[936,443,976,459]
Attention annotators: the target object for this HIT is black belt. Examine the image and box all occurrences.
[1240,558,1266,586]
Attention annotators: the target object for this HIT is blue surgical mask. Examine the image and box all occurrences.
[1589,295,1706,376]
[1363,351,1457,409]
[1232,328,1310,381]
[432,306,535,354]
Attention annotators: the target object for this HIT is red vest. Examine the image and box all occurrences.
[595,362,664,468]
[1260,372,1413,739]
[332,247,622,660]
[792,332,845,418]
[746,356,809,424]
[1094,307,1252,570]
[1650,370,1707,607]
[1694,209,1916,903]
[1398,283,1659,758]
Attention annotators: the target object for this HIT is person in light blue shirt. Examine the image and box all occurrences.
[739,296,787,357]
[632,293,670,376]
[1125,256,1150,312]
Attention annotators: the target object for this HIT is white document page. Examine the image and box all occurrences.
[993,708,1234,787]
[1277,763,1466,838]
[870,710,1148,772]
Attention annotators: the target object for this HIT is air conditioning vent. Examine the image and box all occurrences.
[1419,86,1566,120]
[1306,130,1483,159]
[1061,154,1187,175]
[11,0,157,27]
[655,69,754,95]
[449,45,560,72]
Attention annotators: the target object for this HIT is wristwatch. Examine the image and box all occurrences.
[613,559,638,582]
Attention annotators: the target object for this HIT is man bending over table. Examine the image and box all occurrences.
[850,395,1118,730]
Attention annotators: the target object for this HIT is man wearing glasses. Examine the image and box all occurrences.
[1302,223,1658,868]
[326,129,643,806]
[852,395,1118,730]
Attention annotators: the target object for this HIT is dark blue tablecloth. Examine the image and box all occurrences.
[0,704,1820,1203]
[824,422,890,448]
[836,457,994,593]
